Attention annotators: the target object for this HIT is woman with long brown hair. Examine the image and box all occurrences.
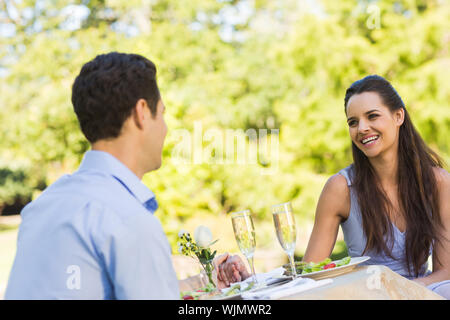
[301,75,450,297]
[216,75,450,298]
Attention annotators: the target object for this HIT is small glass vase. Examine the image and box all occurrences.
[202,262,216,288]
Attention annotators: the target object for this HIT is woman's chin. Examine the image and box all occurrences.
[357,144,381,158]
[362,148,382,158]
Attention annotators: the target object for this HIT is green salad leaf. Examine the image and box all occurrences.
[223,281,257,297]
[336,256,351,267]
[300,256,352,274]
[225,283,242,296]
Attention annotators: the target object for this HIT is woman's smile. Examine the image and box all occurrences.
[360,134,380,148]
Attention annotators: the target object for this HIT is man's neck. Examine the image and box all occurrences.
[91,139,145,180]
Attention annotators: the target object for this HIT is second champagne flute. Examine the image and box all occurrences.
[272,201,298,278]
[231,210,258,284]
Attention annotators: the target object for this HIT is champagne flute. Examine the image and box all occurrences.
[231,210,258,284]
[272,202,298,278]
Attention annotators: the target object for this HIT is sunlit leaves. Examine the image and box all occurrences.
[0,1,448,250]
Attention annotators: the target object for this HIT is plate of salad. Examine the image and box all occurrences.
[283,256,370,280]
[180,283,222,300]
[180,281,263,300]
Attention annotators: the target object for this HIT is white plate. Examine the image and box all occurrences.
[296,256,371,280]
[214,277,293,300]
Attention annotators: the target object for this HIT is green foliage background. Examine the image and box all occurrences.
[1,0,449,251]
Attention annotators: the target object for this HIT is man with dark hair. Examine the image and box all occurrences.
[5,52,233,299]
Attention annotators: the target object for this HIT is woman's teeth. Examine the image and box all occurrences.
[362,135,379,144]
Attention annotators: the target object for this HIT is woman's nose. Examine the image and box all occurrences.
[358,119,370,133]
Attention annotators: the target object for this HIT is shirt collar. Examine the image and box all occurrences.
[78,150,157,211]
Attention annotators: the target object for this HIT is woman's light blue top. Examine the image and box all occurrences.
[338,164,450,299]
[338,164,431,280]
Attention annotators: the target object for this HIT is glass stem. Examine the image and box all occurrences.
[289,254,297,278]
[247,256,257,283]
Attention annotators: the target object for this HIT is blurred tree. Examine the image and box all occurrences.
[0,0,448,251]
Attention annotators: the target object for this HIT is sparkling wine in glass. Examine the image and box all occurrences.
[272,202,298,278]
[231,210,257,283]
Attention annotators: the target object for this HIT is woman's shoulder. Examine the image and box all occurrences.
[321,172,351,216]
[324,164,356,193]
[323,173,350,204]
[333,164,355,186]
[433,167,450,211]
[326,172,350,191]
[433,167,450,185]
[432,167,450,238]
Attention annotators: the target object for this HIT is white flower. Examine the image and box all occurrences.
[194,225,213,248]
[178,229,188,238]
[178,245,183,254]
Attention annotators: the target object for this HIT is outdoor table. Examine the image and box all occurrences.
[279,265,444,300]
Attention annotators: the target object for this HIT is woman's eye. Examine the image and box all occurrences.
[368,114,379,119]
[348,120,357,127]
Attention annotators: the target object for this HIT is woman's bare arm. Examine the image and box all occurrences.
[302,174,350,263]
[414,168,450,286]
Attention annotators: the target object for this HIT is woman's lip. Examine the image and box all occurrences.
[360,135,379,147]
[360,135,379,144]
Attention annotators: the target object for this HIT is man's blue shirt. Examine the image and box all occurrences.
[5,150,179,299]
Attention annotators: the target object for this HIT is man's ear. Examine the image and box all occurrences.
[132,99,149,130]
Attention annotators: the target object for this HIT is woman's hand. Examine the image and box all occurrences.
[212,253,230,289]
[213,253,250,288]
